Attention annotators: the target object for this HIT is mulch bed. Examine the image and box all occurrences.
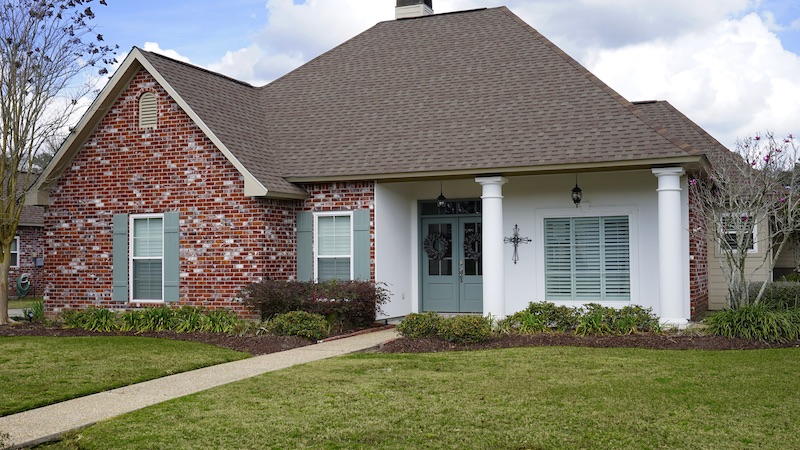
[3,321,800,354]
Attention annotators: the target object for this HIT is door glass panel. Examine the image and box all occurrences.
[463,222,482,276]
[425,223,452,276]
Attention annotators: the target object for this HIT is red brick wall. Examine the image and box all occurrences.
[299,182,376,281]
[43,70,298,317]
[689,191,709,320]
[9,226,45,298]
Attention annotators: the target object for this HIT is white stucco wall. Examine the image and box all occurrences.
[374,169,690,319]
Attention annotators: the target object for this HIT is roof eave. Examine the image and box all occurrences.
[284,156,706,183]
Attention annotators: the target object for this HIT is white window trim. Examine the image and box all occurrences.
[534,207,639,308]
[720,215,758,254]
[129,213,165,303]
[10,236,19,268]
[313,211,354,282]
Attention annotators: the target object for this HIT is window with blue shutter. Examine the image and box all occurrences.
[544,216,630,301]
[299,209,370,282]
[113,212,179,303]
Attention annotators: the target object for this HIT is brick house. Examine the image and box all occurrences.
[28,2,742,325]
[9,204,45,299]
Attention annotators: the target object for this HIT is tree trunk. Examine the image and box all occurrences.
[0,245,10,324]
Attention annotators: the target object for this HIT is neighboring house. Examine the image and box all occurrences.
[29,1,746,325]
[10,204,45,298]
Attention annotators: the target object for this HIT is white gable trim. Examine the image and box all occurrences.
[26,48,271,205]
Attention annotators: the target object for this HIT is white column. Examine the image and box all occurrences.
[476,176,508,319]
[652,167,689,327]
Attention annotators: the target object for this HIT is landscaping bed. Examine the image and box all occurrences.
[5,320,800,354]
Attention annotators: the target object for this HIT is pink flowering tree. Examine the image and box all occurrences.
[690,132,800,308]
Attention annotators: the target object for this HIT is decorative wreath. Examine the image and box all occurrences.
[424,232,450,261]
[463,231,482,260]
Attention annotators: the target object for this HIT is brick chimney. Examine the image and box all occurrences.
[396,0,433,19]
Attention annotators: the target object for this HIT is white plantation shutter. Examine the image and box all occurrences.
[544,216,630,301]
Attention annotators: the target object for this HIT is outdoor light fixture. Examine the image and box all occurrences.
[571,175,583,207]
[437,181,447,209]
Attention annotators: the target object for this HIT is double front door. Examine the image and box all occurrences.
[421,217,483,313]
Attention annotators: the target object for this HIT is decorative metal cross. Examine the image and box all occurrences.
[504,224,531,265]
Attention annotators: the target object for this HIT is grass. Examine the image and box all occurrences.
[45,346,800,449]
[0,336,248,416]
[8,298,41,311]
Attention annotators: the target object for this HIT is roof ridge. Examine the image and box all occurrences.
[395,7,488,21]
[136,46,255,88]
[496,7,699,158]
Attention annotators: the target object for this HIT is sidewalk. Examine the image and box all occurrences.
[0,327,398,449]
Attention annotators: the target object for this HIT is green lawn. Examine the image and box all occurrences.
[0,336,248,416]
[45,346,800,449]
[8,298,40,310]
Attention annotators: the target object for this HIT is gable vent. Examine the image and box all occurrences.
[138,92,157,128]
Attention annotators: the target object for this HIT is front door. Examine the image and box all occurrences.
[422,217,483,312]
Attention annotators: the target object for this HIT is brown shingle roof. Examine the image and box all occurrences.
[140,50,307,197]
[633,100,732,168]
[127,7,708,196]
[259,7,699,180]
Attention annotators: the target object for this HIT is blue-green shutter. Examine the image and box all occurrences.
[112,214,129,302]
[163,212,180,302]
[297,211,313,281]
[353,209,371,281]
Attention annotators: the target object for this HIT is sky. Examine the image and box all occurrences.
[91,0,800,149]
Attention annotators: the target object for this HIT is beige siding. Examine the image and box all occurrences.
[708,218,772,309]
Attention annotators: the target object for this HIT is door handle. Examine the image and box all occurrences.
[459,259,464,283]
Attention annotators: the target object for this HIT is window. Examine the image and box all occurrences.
[544,216,630,301]
[130,215,164,301]
[721,216,756,253]
[10,236,19,268]
[113,212,179,303]
[314,213,352,281]
[297,210,370,282]
[138,92,157,128]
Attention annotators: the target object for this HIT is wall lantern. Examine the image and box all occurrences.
[437,181,447,209]
[571,175,583,207]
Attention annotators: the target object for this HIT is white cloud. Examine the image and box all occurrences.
[142,42,192,64]
[586,12,800,147]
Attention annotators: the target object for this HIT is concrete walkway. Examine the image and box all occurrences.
[0,328,398,449]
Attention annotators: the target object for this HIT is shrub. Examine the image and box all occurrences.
[525,302,581,332]
[705,304,800,342]
[267,311,329,341]
[397,312,443,338]
[749,282,800,309]
[497,311,546,334]
[575,303,614,336]
[438,315,493,343]
[613,305,661,334]
[242,279,389,327]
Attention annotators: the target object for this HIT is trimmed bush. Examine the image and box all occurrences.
[705,304,800,342]
[524,302,581,332]
[438,315,493,343]
[267,311,329,341]
[397,312,443,338]
[242,279,389,327]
